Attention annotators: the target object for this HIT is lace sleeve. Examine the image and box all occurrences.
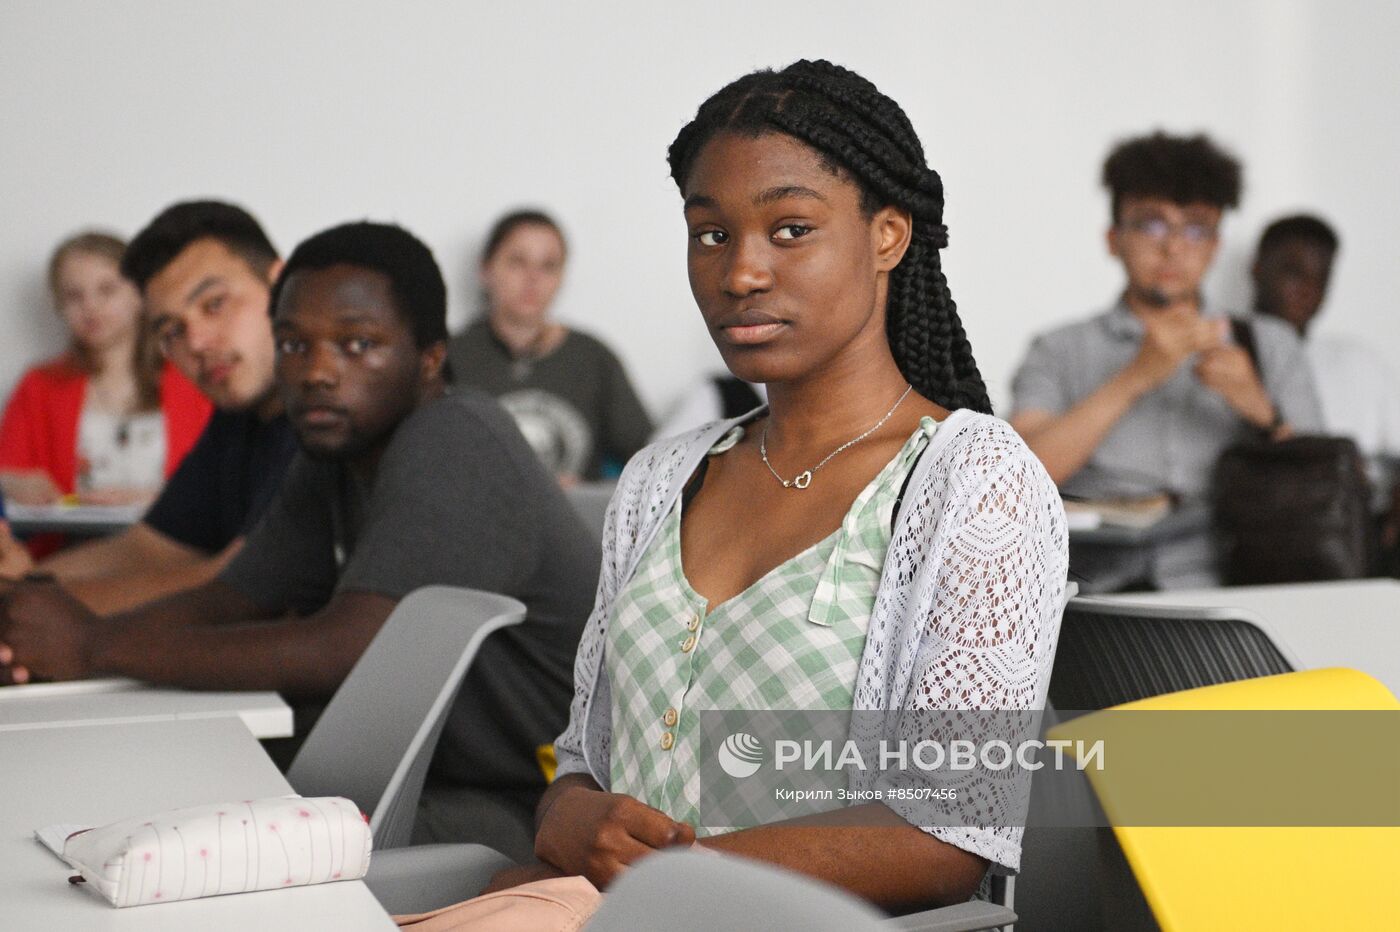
[874,420,1068,873]
[551,451,644,780]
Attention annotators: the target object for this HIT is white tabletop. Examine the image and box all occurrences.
[6,502,144,536]
[0,679,292,739]
[0,717,394,930]
[1098,579,1400,695]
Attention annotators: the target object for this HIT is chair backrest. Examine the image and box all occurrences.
[1048,596,1292,712]
[363,842,514,915]
[892,583,1077,932]
[565,481,616,541]
[588,849,889,931]
[1051,668,1400,931]
[287,586,525,850]
[1011,700,1156,932]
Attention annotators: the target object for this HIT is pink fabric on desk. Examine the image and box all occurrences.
[394,876,601,931]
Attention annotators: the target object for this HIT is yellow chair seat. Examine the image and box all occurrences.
[1050,668,1400,931]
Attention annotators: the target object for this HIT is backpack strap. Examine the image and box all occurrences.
[1229,318,1287,435]
[891,452,921,535]
[712,376,763,421]
[1230,317,1261,372]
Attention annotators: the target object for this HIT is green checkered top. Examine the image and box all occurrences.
[606,417,938,831]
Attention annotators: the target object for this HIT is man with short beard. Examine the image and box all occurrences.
[0,201,297,613]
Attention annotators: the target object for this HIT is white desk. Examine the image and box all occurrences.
[6,502,144,537]
[0,679,292,739]
[1100,579,1400,695]
[0,717,394,930]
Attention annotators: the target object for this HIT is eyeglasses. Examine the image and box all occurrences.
[1119,216,1218,245]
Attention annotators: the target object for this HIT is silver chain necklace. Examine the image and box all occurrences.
[759,384,913,490]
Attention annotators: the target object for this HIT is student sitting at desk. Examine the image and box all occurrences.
[0,232,210,510]
[1009,132,1322,589]
[447,210,653,484]
[0,221,600,863]
[0,202,299,612]
[449,60,1068,918]
[1251,214,1400,566]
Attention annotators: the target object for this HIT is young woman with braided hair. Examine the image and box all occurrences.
[397,62,1066,927]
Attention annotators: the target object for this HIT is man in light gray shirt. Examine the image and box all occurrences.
[1010,132,1322,589]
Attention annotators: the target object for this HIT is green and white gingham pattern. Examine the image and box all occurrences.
[607,417,937,831]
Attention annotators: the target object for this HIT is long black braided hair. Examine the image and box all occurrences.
[667,59,992,414]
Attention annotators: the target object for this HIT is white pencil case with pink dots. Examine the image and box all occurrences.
[42,796,372,907]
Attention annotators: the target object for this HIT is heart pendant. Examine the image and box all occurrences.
[793,471,812,489]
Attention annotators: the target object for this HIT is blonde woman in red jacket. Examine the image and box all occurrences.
[0,232,210,508]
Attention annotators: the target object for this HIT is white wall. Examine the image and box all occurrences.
[3,0,1397,418]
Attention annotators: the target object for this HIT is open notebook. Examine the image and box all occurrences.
[1063,494,1173,531]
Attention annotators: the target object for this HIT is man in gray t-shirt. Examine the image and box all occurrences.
[222,386,599,857]
[229,228,602,858]
[1009,132,1321,589]
[0,222,600,861]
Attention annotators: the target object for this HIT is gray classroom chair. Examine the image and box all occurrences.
[365,846,1016,930]
[1048,596,1293,713]
[287,586,526,850]
[566,481,617,541]
[364,843,515,915]
[590,849,886,931]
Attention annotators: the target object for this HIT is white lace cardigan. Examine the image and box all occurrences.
[553,407,1069,872]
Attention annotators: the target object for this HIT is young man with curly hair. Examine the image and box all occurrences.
[1010,131,1322,589]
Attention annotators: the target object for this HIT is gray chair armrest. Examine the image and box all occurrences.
[885,901,1017,932]
[364,843,514,915]
[588,850,889,930]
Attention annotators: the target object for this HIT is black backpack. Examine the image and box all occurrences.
[1213,320,1375,583]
